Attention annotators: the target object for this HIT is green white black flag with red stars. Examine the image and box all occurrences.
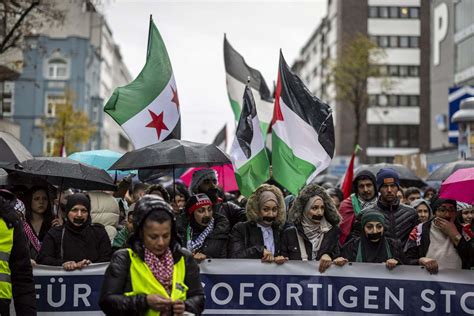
[104,17,180,148]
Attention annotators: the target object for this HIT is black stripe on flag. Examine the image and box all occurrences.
[163,117,181,141]
[278,52,335,158]
[224,35,273,102]
[235,86,257,159]
[213,124,227,150]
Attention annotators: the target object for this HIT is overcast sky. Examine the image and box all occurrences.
[102,0,327,145]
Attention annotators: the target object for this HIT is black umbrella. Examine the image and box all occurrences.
[3,157,116,191]
[356,163,427,188]
[109,139,231,171]
[426,159,474,182]
[0,132,32,164]
[312,174,340,186]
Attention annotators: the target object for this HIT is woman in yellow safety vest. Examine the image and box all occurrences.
[100,195,205,316]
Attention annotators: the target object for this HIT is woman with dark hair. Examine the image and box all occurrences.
[100,195,205,316]
[22,186,60,260]
[281,183,341,273]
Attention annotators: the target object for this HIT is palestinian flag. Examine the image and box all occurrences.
[224,35,273,134]
[104,17,180,149]
[230,86,270,197]
[271,52,335,195]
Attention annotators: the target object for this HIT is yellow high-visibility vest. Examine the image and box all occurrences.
[125,248,187,316]
[0,218,13,300]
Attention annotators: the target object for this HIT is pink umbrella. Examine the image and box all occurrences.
[180,164,239,192]
[439,167,474,204]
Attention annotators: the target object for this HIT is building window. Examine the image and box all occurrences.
[372,36,420,49]
[369,94,419,107]
[44,137,55,156]
[369,6,420,19]
[378,65,419,77]
[119,134,129,150]
[0,81,14,116]
[45,94,65,117]
[368,125,419,148]
[46,58,69,80]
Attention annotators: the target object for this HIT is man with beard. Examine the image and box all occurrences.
[338,170,378,245]
[405,197,472,272]
[352,168,418,246]
[189,169,246,229]
[37,193,112,270]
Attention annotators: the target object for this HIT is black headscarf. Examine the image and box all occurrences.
[356,209,392,263]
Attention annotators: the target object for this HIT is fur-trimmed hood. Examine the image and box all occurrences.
[246,184,286,228]
[289,183,341,227]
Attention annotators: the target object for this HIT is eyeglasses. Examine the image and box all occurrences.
[436,206,456,213]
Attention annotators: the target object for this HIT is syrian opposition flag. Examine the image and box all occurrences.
[230,86,270,197]
[271,52,335,195]
[104,17,180,149]
[224,35,273,134]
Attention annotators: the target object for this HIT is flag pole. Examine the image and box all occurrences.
[146,15,153,59]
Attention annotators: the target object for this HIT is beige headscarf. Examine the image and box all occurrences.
[258,191,279,210]
[301,195,332,259]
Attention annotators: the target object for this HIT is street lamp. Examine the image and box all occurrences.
[452,97,474,158]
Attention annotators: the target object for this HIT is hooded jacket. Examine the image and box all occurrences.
[338,170,377,245]
[281,184,341,260]
[37,196,112,266]
[228,184,286,258]
[100,196,204,315]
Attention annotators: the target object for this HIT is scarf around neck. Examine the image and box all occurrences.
[24,222,41,253]
[186,217,215,252]
[301,213,332,259]
[144,247,174,294]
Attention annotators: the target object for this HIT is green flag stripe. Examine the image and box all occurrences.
[272,133,316,195]
[235,149,270,197]
[228,95,241,121]
[104,22,172,125]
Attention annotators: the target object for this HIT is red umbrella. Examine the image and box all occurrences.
[180,164,238,192]
[439,167,474,204]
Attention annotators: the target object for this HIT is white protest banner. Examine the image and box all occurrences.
[16,260,474,315]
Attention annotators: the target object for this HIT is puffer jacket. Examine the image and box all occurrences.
[352,199,418,246]
[179,212,230,258]
[341,236,406,264]
[99,243,205,315]
[214,201,246,229]
[89,191,120,242]
[228,184,286,258]
[281,183,341,260]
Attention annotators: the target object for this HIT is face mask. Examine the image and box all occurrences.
[262,216,276,223]
[201,216,211,225]
[367,232,382,241]
[73,218,85,225]
[311,214,323,221]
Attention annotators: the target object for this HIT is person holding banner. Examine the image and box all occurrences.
[405,196,472,273]
[100,195,204,316]
[179,193,229,261]
[37,193,112,270]
[281,183,341,273]
[334,209,405,269]
[228,184,287,263]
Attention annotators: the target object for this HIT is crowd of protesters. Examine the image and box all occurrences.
[1,166,473,315]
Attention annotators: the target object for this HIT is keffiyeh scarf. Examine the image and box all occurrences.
[186,218,215,252]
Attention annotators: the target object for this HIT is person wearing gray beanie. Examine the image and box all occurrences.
[189,169,218,194]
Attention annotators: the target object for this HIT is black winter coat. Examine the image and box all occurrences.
[228,221,283,258]
[99,244,205,315]
[214,201,246,229]
[281,223,340,260]
[341,236,406,264]
[179,213,230,258]
[351,199,418,246]
[0,197,36,315]
[37,221,112,265]
[405,220,472,269]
